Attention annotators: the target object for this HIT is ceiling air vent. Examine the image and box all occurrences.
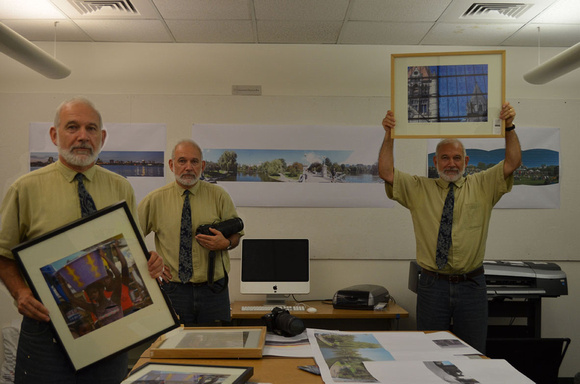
[67,0,138,15]
[461,3,532,19]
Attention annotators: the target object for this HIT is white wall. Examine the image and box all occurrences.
[0,43,578,377]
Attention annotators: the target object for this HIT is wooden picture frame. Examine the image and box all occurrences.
[123,362,254,384]
[391,50,506,138]
[149,326,267,359]
[11,201,179,371]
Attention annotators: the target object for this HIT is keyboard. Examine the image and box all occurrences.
[240,305,306,312]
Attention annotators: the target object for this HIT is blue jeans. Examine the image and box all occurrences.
[15,317,128,384]
[416,272,488,354]
[162,278,230,326]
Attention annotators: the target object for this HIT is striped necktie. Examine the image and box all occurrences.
[179,190,193,283]
[435,183,455,269]
[75,173,97,217]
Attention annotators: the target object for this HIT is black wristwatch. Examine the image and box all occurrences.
[505,124,515,132]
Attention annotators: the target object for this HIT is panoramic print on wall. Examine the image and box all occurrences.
[427,127,560,209]
[192,124,395,208]
[29,122,166,202]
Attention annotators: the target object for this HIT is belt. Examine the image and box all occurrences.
[421,266,484,283]
[167,281,208,286]
[184,281,208,286]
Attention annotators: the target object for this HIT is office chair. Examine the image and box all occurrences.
[486,337,571,384]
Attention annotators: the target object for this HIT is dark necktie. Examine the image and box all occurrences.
[436,183,455,269]
[75,173,97,218]
[179,190,193,283]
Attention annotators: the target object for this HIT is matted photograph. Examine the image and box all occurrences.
[150,327,267,359]
[391,50,505,138]
[123,362,254,384]
[12,201,179,371]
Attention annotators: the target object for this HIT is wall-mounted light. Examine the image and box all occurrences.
[0,21,71,79]
[523,42,580,85]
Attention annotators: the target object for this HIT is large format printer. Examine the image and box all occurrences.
[408,260,568,337]
[483,260,567,298]
[408,260,568,298]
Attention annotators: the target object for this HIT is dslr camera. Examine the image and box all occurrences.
[262,307,305,337]
[196,217,244,238]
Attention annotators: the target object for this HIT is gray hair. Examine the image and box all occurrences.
[171,139,203,160]
[53,97,103,130]
[435,138,466,158]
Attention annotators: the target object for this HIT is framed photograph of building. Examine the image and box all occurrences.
[123,362,254,384]
[391,50,505,138]
[149,326,267,359]
[11,201,179,371]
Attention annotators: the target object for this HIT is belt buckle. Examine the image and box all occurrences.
[449,275,462,283]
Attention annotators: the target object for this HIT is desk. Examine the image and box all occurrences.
[231,300,408,331]
[132,351,321,384]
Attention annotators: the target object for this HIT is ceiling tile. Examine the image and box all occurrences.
[1,19,90,41]
[349,0,452,22]
[154,0,251,20]
[533,0,580,23]
[422,22,523,45]
[167,20,255,43]
[503,23,580,47]
[254,0,349,21]
[0,0,65,19]
[340,21,433,45]
[74,19,173,42]
[257,21,342,43]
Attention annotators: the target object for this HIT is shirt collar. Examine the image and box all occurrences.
[435,175,465,189]
[173,180,202,196]
[56,160,97,183]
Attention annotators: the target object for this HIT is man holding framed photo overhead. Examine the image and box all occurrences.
[378,102,521,353]
[0,97,164,383]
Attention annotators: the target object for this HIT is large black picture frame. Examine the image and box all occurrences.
[12,201,179,371]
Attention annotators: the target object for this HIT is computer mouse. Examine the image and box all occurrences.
[307,307,317,313]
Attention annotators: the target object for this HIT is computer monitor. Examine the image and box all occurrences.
[241,239,310,305]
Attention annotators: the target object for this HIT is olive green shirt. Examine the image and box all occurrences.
[386,161,513,274]
[138,180,243,284]
[0,161,137,260]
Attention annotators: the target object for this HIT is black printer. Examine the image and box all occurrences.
[333,284,390,310]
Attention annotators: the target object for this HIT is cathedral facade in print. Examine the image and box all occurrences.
[407,64,488,123]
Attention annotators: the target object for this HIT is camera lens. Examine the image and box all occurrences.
[275,312,305,336]
[217,218,244,237]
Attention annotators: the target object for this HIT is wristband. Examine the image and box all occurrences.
[505,124,515,132]
[226,239,233,250]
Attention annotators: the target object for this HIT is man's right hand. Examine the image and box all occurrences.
[382,110,396,134]
[16,287,50,322]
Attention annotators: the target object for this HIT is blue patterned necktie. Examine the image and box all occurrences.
[179,190,193,283]
[75,173,97,218]
[436,183,455,269]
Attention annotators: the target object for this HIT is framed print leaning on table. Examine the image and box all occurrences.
[11,201,179,371]
[391,50,506,138]
[123,363,254,384]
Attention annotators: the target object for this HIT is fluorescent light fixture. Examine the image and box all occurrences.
[523,42,580,85]
[0,21,71,79]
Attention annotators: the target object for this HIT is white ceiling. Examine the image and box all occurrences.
[0,0,579,47]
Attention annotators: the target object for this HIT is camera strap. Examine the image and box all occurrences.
[207,250,228,294]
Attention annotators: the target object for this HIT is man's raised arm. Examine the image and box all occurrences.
[378,110,396,185]
[500,102,522,179]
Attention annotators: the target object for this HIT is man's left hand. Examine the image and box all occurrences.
[500,102,516,127]
[195,228,229,251]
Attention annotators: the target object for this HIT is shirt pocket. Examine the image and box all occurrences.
[463,202,484,230]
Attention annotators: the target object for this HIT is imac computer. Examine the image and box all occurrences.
[241,239,309,305]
